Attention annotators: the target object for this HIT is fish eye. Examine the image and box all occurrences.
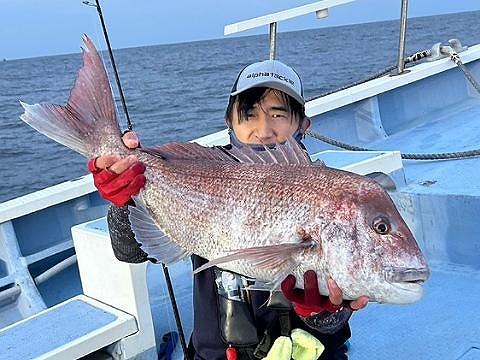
[372,216,391,235]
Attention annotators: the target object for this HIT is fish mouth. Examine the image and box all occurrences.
[384,266,430,286]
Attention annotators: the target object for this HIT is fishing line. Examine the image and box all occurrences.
[82,1,190,358]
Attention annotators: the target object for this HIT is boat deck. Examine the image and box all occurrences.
[145,259,480,360]
[349,265,480,359]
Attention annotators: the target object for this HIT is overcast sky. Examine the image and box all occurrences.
[2,0,480,59]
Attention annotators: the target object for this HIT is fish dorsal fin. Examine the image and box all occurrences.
[141,142,238,162]
[141,137,311,165]
[227,137,312,165]
[129,197,191,264]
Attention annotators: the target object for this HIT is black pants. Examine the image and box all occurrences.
[187,339,348,360]
[320,343,349,360]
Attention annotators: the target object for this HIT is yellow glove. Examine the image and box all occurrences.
[291,328,325,360]
[262,335,292,360]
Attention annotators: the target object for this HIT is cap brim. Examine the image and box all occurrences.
[231,80,305,105]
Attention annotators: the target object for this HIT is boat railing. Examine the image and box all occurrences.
[0,175,107,327]
[0,174,96,224]
[224,0,355,60]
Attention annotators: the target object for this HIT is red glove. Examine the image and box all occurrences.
[88,158,146,207]
[281,270,342,317]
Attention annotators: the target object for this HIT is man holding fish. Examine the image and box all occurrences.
[88,59,368,359]
[21,37,428,360]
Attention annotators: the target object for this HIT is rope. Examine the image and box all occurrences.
[307,49,432,101]
[446,51,480,93]
[306,129,480,160]
[306,44,480,160]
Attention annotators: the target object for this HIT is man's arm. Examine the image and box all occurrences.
[87,131,149,263]
[107,205,149,263]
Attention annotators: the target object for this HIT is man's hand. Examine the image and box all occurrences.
[326,276,369,312]
[281,271,368,334]
[88,131,146,207]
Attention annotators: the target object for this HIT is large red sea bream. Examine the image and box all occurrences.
[20,36,429,304]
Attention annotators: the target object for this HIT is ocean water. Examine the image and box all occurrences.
[0,11,479,203]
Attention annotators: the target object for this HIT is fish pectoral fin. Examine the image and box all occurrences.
[129,196,191,264]
[192,242,309,275]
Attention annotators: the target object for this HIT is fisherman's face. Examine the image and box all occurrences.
[230,90,307,145]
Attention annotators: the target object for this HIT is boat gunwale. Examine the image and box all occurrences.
[305,43,480,117]
[0,175,95,224]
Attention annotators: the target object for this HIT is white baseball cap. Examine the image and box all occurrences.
[231,60,304,105]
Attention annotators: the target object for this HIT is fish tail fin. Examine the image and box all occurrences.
[19,35,121,157]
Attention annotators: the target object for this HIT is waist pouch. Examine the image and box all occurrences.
[218,294,259,346]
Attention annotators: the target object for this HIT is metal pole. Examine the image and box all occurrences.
[396,0,409,75]
[84,0,133,130]
[34,255,77,285]
[269,22,277,60]
[0,285,20,303]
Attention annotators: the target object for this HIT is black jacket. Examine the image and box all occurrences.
[107,205,350,360]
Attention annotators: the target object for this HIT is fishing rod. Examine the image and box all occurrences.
[82,0,132,130]
[82,1,190,358]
